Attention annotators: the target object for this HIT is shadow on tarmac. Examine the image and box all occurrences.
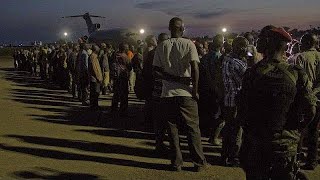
[1,68,222,174]
[13,167,100,180]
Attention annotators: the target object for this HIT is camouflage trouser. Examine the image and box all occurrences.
[240,130,300,180]
[299,106,320,165]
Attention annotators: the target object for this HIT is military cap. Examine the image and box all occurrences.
[270,27,292,42]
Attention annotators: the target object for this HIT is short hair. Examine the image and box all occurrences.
[145,35,156,45]
[169,17,184,33]
[268,31,289,52]
[119,43,129,52]
[169,17,183,28]
[212,34,224,49]
[259,25,276,38]
[92,45,100,52]
[158,33,169,43]
[232,36,249,53]
[301,33,318,48]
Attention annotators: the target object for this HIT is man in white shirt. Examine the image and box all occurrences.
[153,17,207,172]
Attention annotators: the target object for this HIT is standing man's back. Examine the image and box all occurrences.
[154,38,199,97]
[153,17,207,172]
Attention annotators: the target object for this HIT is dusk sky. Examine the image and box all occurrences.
[1,0,320,43]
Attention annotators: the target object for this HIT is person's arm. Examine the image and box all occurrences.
[237,69,252,128]
[296,54,304,67]
[190,60,199,100]
[103,54,109,72]
[126,55,132,72]
[84,53,89,71]
[296,68,317,129]
[152,47,165,80]
[189,42,201,100]
[92,55,103,83]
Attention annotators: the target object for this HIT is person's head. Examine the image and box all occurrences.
[212,34,224,51]
[79,43,86,50]
[129,45,135,52]
[257,25,276,54]
[195,41,205,57]
[300,33,318,52]
[291,41,300,54]
[92,45,100,53]
[223,41,232,55]
[119,43,129,53]
[73,45,80,52]
[103,43,112,54]
[244,32,255,45]
[232,36,249,59]
[266,27,292,59]
[136,46,143,54]
[145,35,157,47]
[203,41,209,51]
[169,17,184,38]
[100,43,107,50]
[158,33,169,43]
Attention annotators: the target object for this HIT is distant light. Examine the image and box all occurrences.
[222,28,227,33]
[139,29,145,34]
[64,32,68,37]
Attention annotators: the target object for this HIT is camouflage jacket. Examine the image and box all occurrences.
[239,58,317,140]
[296,48,320,95]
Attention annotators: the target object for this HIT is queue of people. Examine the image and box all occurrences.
[12,17,320,179]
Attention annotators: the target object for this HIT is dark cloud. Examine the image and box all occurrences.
[135,1,171,9]
[192,9,231,19]
[135,0,229,19]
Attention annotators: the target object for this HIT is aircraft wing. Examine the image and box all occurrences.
[62,15,84,18]
[89,15,106,18]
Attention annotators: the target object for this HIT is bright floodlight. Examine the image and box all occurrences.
[64,32,68,37]
[222,28,227,33]
[139,29,145,34]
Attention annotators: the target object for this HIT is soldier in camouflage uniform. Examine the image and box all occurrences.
[239,26,317,180]
[296,33,320,170]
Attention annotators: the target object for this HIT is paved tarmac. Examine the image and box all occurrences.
[0,56,318,180]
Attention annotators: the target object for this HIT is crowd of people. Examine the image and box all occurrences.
[12,17,320,179]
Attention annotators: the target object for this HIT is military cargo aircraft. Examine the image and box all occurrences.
[62,12,140,45]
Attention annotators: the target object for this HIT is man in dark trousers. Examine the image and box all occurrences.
[221,36,248,167]
[89,45,103,110]
[143,33,169,153]
[111,43,132,116]
[99,43,110,95]
[199,34,224,146]
[78,44,90,106]
[153,17,208,172]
